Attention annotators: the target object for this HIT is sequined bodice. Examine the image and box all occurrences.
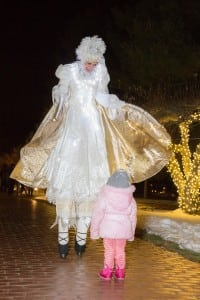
[69,63,100,107]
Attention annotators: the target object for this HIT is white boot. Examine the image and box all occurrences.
[58,218,69,258]
[75,217,91,256]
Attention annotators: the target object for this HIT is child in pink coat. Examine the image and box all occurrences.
[90,169,137,280]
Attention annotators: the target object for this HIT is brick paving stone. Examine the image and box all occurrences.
[0,192,200,300]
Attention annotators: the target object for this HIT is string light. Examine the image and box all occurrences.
[167,112,200,215]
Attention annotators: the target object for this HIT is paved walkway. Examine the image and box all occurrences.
[0,192,200,300]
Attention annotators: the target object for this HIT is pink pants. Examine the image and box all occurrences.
[103,238,127,269]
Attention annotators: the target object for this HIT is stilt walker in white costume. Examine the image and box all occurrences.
[11,36,171,258]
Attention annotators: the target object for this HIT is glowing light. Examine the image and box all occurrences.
[167,112,200,215]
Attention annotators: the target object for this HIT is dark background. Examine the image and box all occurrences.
[0,0,200,154]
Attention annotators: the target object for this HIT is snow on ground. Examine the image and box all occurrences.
[137,207,200,253]
[34,195,200,253]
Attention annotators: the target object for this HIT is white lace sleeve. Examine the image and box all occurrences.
[52,64,71,120]
[52,64,71,104]
[96,63,110,93]
[95,64,125,109]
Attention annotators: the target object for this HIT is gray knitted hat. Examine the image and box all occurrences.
[107,169,131,188]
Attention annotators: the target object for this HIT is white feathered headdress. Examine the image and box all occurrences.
[76,36,106,63]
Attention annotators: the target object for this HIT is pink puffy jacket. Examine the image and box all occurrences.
[90,184,137,241]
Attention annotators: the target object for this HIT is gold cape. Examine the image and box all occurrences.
[11,102,171,187]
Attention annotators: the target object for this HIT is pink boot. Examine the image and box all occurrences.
[99,265,113,280]
[115,267,125,280]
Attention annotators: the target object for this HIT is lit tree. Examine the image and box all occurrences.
[167,112,200,214]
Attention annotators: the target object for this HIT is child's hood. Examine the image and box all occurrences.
[101,184,136,210]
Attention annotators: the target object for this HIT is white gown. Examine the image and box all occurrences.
[45,62,112,220]
[11,61,171,224]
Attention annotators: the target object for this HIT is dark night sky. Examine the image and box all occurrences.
[0,0,126,154]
